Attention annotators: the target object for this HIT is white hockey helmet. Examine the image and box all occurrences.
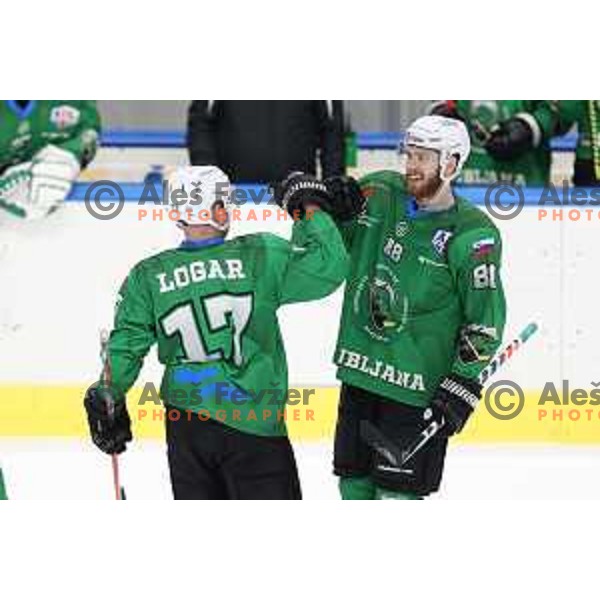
[166,165,231,231]
[402,116,471,182]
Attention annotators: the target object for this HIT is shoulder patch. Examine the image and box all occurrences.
[50,105,80,129]
[472,237,496,259]
[432,228,454,256]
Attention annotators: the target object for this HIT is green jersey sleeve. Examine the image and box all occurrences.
[557,101,600,167]
[332,172,394,252]
[55,101,101,167]
[274,210,349,305]
[335,220,358,252]
[447,226,506,380]
[108,263,157,397]
[521,101,561,145]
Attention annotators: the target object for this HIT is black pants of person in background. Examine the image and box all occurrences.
[165,408,301,500]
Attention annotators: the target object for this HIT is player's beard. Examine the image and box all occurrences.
[407,170,443,204]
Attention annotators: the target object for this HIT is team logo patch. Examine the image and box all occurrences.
[472,237,496,259]
[395,221,409,238]
[431,229,453,256]
[353,263,408,343]
[50,105,80,129]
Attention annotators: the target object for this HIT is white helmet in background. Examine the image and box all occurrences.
[166,165,231,231]
[402,116,471,182]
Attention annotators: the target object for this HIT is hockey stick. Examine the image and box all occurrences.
[361,322,539,470]
[589,100,600,183]
[100,330,126,501]
[0,466,8,500]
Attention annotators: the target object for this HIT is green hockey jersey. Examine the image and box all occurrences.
[0,100,100,172]
[334,171,506,408]
[449,100,561,186]
[557,100,600,183]
[107,211,348,437]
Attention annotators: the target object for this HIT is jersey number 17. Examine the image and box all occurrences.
[160,293,254,367]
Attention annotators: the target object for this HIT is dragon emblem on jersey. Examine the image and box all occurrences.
[353,264,408,342]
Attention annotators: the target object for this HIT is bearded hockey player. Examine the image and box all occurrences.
[83,166,349,500]
[431,100,563,186]
[0,101,100,219]
[328,116,506,500]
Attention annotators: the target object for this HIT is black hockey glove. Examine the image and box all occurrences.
[428,374,482,436]
[271,172,333,218]
[84,383,132,455]
[324,175,366,222]
[484,116,535,161]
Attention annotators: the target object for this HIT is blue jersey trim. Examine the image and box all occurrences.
[6,100,37,120]
[406,195,459,219]
[179,237,225,250]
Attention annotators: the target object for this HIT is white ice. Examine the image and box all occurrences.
[2,439,600,500]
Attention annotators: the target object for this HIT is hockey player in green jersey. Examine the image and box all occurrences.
[556,101,600,185]
[431,100,562,186]
[0,101,100,219]
[83,166,349,499]
[327,116,506,500]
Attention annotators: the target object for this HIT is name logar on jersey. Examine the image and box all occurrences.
[157,259,246,293]
[336,347,425,392]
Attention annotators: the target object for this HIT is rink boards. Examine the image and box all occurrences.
[0,197,599,444]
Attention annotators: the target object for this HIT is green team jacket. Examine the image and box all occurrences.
[334,170,506,408]
[0,100,100,172]
[107,211,349,437]
[448,100,561,186]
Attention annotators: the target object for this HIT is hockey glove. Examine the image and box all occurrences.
[0,163,32,218]
[271,172,333,218]
[84,383,132,455]
[29,145,80,218]
[428,374,482,436]
[324,175,366,222]
[484,116,535,161]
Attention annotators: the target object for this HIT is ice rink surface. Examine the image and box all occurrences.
[2,439,600,500]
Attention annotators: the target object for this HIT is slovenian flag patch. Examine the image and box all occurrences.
[472,237,496,258]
